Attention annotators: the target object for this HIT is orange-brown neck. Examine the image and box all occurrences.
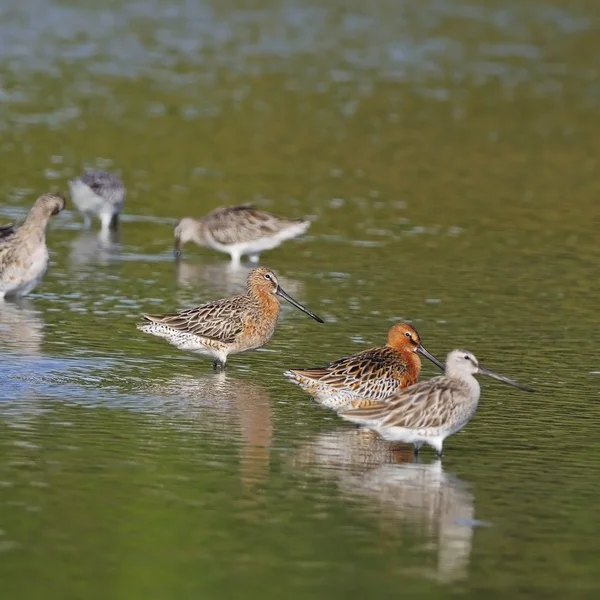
[398,348,421,388]
[249,287,281,325]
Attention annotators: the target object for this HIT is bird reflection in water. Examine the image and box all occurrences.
[174,259,304,300]
[292,428,478,583]
[0,298,45,356]
[146,372,272,491]
[68,229,122,267]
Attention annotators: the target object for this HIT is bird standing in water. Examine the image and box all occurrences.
[174,204,310,265]
[0,193,65,299]
[284,323,445,410]
[68,169,125,231]
[339,349,534,457]
[137,266,324,369]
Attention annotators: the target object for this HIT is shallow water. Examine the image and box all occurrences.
[1,0,600,598]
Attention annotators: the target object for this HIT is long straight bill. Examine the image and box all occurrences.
[416,344,446,371]
[276,287,324,323]
[478,365,534,392]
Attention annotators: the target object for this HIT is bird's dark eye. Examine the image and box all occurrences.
[404,332,411,338]
[464,355,470,361]
[264,273,271,280]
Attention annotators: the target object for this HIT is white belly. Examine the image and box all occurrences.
[376,419,470,448]
[207,221,309,257]
[69,180,109,215]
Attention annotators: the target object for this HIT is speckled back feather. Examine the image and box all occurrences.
[0,223,17,240]
[142,295,252,344]
[289,346,418,402]
[206,205,306,245]
[340,376,473,432]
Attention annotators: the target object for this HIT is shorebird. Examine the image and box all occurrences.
[174,204,310,265]
[284,323,445,410]
[0,193,65,299]
[137,266,323,369]
[339,349,533,457]
[68,169,125,231]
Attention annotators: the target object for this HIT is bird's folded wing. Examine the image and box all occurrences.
[143,296,246,344]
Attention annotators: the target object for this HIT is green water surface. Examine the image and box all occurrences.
[1,1,599,598]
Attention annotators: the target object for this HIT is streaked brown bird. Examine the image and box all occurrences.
[137,266,323,369]
[284,323,445,410]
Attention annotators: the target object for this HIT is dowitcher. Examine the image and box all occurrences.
[0,193,65,300]
[174,204,310,265]
[284,323,445,410]
[339,349,533,457]
[137,266,323,369]
[68,169,125,231]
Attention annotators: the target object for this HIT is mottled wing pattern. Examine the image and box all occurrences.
[0,223,17,240]
[291,346,409,401]
[0,240,13,271]
[0,223,21,268]
[79,170,125,204]
[340,377,466,430]
[207,205,302,245]
[142,295,248,344]
[0,232,29,282]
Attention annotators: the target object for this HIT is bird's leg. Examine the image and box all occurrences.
[82,213,92,229]
[99,211,114,232]
[109,212,120,230]
[429,439,444,459]
[413,443,422,458]
[229,251,241,268]
[212,358,227,371]
[248,252,260,264]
